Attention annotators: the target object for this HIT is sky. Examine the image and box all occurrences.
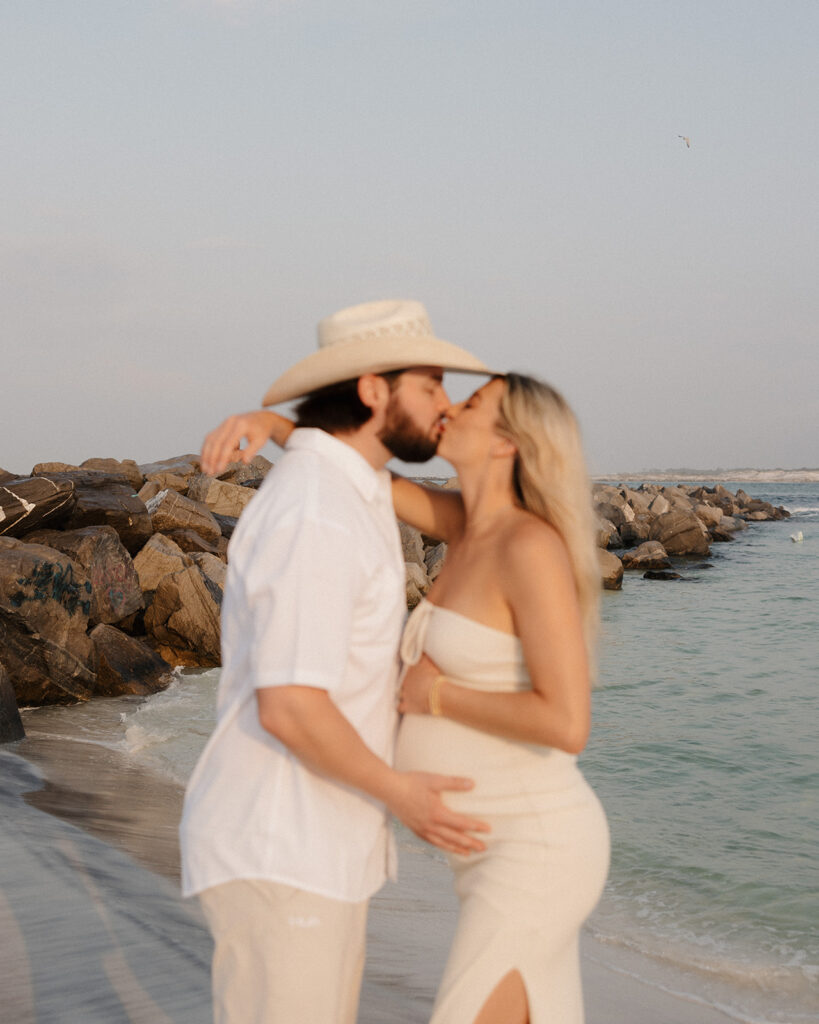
[2,0,817,477]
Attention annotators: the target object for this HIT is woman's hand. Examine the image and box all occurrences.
[200,410,295,476]
[398,653,441,715]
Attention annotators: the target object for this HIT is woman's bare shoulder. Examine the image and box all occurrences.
[499,511,573,582]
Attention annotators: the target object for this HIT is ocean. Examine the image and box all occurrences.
[18,482,818,1023]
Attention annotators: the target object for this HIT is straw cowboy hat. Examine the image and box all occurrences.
[261,299,492,406]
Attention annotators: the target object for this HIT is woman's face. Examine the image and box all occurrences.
[437,377,508,466]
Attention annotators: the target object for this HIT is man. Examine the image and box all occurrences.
[180,299,491,1023]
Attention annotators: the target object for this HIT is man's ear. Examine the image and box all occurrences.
[357,374,391,413]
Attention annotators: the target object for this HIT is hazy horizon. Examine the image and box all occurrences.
[3,1,817,477]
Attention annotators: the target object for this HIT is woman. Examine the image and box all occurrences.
[203,373,608,1024]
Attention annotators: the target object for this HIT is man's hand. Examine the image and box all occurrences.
[387,771,490,855]
[201,410,294,476]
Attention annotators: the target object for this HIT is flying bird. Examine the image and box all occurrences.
[678,135,691,148]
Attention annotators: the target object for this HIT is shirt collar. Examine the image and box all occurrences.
[285,428,391,504]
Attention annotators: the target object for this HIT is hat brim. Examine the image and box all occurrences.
[262,335,494,406]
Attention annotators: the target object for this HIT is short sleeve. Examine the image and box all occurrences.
[244,514,361,693]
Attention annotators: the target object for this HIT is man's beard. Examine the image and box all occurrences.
[378,396,439,463]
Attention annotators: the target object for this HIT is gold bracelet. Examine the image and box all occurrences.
[429,674,447,717]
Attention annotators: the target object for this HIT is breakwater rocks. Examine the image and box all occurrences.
[0,454,271,720]
[402,481,789,600]
[0,459,788,717]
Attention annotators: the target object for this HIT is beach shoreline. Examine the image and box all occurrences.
[4,725,740,1024]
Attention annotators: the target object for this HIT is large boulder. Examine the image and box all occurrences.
[217,455,273,487]
[90,624,172,697]
[621,487,652,514]
[619,518,651,547]
[132,534,193,594]
[649,510,710,556]
[146,490,222,546]
[0,537,96,704]
[80,458,144,492]
[694,503,723,528]
[33,470,153,554]
[143,471,190,495]
[25,526,143,626]
[595,501,634,530]
[191,552,228,597]
[598,549,624,591]
[0,661,25,742]
[0,476,77,537]
[138,455,201,481]
[648,493,671,516]
[144,564,222,666]
[187,474,257,518]
[213,513,239,540]
[621,541,671,570]
[596,516,618,549]
[164,528,225,558]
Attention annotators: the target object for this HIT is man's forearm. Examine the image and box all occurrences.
[257,685,401,806]
[256,685,489,854]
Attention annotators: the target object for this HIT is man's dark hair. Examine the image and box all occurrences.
[295,371,402,434]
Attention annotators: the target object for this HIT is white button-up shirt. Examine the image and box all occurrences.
[180,428,405,902]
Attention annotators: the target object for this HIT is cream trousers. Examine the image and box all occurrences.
[199,879,368,1024]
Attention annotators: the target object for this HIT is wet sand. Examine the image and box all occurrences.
[1,731,739,1024]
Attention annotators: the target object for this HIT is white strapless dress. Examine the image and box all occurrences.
[394,599,609,1024]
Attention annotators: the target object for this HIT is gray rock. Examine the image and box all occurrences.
[90,624,172,697]
[137,455,201,480]
[598,549,624,591]
[694,503,723,528]
[643,570,682,581]
[596,517,617,549]
[0,537,96,705]
[146,490,222,546]
[187,474,256,518]
[649,510,711,556]
[621,541,671,570]
[144,564,222,666]
[80,458,144,492]
[34,471,153,554]
[619,519,651,546]
[132,534,192,594]
[0,661,24,742]
[24,526,143,627]
[143,471,189,495]
[218,455,273,486]
[0,476,77,538]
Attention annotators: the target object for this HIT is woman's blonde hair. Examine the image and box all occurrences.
[495,373,600,675]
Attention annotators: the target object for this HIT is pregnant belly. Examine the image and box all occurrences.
[395,714,581,816]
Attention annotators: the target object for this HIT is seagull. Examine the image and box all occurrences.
[678,135,691,148]
[790,530,804,543]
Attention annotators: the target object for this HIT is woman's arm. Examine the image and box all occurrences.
[398,522,591,754]
[390,475,465,543]
[200,410,295,476]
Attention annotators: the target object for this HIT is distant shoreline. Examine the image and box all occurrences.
[593,469,819,483]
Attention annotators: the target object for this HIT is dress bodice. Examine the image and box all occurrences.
[400,598,531,693]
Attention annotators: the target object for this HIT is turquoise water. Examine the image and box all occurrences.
[582,483,818,1021]
[20,482,817,1022]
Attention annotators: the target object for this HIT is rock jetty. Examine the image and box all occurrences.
[0,458,789,720]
